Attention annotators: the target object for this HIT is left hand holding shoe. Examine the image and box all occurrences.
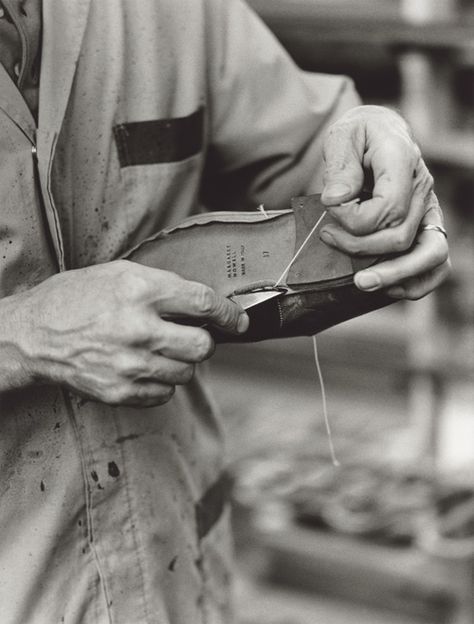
[319,105,451,300]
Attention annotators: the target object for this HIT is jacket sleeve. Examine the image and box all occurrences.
[201,0,361,211]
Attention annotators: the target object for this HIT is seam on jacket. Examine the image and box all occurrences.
[45,132,66,270]
[112,416,152,624]
[63,392,114,624]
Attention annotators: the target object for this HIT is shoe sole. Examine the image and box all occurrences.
[127,194,393,341]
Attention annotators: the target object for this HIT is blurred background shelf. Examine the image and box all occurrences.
[212,1,474,622]
[260,526,457,623]
[249,0,474,52]
[421,133,474,171]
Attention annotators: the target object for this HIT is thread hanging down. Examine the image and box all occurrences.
[312,334,340,467]
[269,207,338,464]
[274,210,328,287]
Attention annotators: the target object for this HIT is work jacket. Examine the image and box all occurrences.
[0,1,359,622]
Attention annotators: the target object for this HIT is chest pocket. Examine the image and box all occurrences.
[113,107,204,168]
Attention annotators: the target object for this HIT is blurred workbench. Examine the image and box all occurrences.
[212,2,474,622]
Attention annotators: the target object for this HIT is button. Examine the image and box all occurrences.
[13,62,21,78]
[31,146,37,155]
[0,7,4,19]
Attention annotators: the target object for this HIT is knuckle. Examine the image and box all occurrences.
[191,283,215,316]
[192,330,214,362]
[134,383,176,406]
[432,244,449,266]
[155,385,176,405]
[324,120,359,156]
[156,270,184,297]
[178,363,195,385]
[102,385,130,406]
[392,228,413,252]
[416,168,434,195]
[114,316,149,347]
[342,220,365,236]
[114,265,148,302]
[115,353,143,378]
[343,236,363,255]
[381,199,406,226]
[384,138,419,171]
[326,120,348,140]
[331,208,364,234]
[406,288,425,301]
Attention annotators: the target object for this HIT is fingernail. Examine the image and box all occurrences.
[237,313,249,334]
[355,271,382,291]
[320,229,336,246]
[323,183,351,200]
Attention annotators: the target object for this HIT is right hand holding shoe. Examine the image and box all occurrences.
[11,261,248,407]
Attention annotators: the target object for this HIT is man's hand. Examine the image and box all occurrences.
[2,261,248,406]
[319,105,450,300]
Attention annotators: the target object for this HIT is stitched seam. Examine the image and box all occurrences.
[45,132,66,270]
[112,417,151,624]
[63,392,113,624]
[276,298,284,329]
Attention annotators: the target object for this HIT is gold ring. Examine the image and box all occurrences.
[419,224,447,240]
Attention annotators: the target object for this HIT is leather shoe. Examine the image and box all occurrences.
[127,194,393,341]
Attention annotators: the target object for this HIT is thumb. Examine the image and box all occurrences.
[321,120,365,206]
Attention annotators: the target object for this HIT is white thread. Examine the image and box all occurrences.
[257,203,269,218]
[274,210,328,287]
[312,334,340,467]
[269,207,338,465]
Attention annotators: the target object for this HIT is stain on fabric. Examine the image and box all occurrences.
[108,461,120,478]
[115,433,140,444]
[40,480,45,492]
[168,556,178,572]
[28,450,44,459]
[90,470,99,482]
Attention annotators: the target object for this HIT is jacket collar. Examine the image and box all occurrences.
[35,0,92,271]
[0,64,36,142]
[38,0,91,141]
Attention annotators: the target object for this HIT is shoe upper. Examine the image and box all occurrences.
[127,193,394,342]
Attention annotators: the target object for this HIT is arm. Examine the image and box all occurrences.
[0,292,35,393]
[201,0,360,211]
[0,262,247,404]
[202,0,449,299]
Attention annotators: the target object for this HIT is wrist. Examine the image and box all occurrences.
[0,292,39,391]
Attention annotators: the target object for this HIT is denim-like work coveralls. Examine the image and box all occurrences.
[0,1,359,622]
